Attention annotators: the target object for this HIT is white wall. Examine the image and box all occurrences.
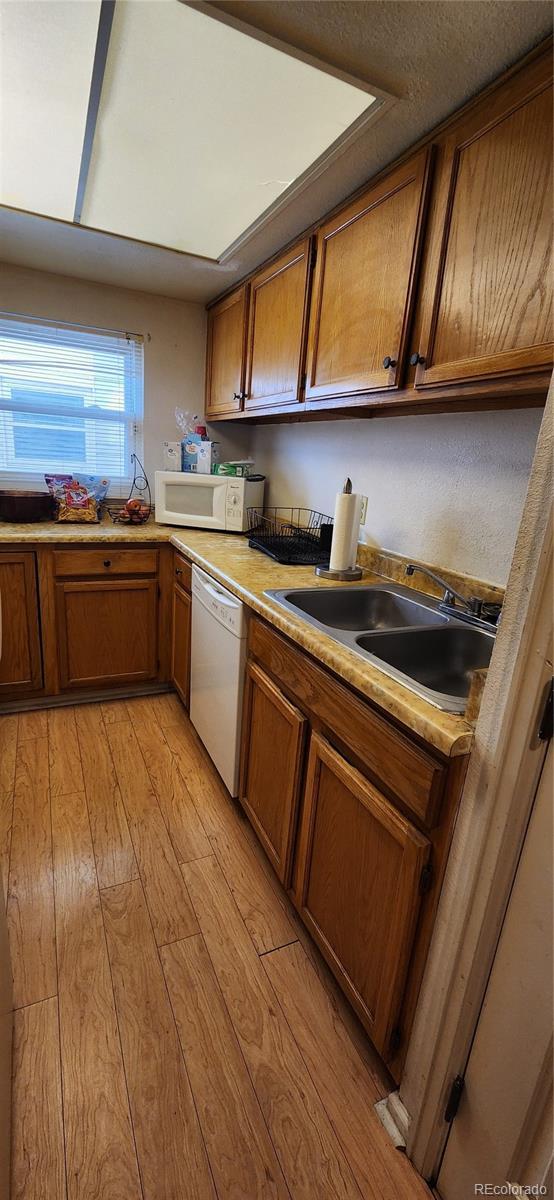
[0,262,208,485]
[251,408,544,586]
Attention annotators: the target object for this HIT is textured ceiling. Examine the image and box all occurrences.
[0,0,551,304]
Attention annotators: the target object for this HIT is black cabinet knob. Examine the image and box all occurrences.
[233,391,241,400]
[175,567,182,576]
[103,560,111,567]
[410,352,425,367]
[383,356,397,369]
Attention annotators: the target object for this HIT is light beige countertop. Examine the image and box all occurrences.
[0,517,477,757]
[169,529,476,759]
[0,517,174,542]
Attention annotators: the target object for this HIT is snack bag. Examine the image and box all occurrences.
[44,474,110,523]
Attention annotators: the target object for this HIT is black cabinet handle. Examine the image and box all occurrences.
[383,356,397,369]
[175,568,182,576]
[410,352,425,367]
[233,391,246,401]
[103,560,111,567]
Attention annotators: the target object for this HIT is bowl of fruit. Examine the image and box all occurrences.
[112,496,151,524]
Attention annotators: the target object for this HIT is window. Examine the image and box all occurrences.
[0,315,144,492]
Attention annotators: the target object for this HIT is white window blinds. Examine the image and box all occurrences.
[0,315,144,491]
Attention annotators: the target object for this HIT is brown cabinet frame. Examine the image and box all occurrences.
[206,40,552,422]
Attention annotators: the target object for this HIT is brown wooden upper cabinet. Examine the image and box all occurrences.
[0,552,42,696]
[304,148,433,402]
[413,54,553,390]
[244,239,313,409]
[205,284,249,417]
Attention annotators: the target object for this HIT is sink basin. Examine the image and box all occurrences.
[268,584,446,632]
[356,626,494,700]
[265,581,496,713]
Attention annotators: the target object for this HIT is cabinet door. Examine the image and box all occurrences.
[244,239,313,409]
[56,578,157,689]
[415,61,553,389]
[172,583,191,708]
[0,552,42,695]
[205,284,249,416]
[305,148,432,401]
[295,734,430,1058]
[240,662,307,886]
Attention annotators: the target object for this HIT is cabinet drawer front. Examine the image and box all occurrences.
[249,617,445,825]
[173,552,192,593]
[56,578,158,688]
[53,549,158,577]
[296,734,430,1058]
[239,662,307,885]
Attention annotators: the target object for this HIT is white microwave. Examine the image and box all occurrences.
[155,471,265,532]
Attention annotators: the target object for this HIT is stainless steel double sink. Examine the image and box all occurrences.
[264,582,495,713]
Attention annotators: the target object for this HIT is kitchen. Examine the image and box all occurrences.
[0,2,552,1199]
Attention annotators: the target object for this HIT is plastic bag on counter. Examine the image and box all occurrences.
[44,474,110,523]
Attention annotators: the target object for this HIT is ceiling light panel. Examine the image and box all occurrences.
[82,1,374,258]
[0,0,100,220]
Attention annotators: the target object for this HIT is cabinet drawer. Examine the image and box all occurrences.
[53,549,158,577]
[249,617,446,826]
[173,552,192,593]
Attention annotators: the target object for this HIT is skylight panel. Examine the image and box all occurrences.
[0,0,100,220]
[0,1,379,259]
[81,2,376,258]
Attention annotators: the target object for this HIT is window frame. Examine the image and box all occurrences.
[0,313,144,495]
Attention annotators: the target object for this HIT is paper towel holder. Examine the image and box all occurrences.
[314,564,363,581]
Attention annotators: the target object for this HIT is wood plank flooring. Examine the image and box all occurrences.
[2,694,430,1200]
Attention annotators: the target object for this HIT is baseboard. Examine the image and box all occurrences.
[374,1090,411,1150]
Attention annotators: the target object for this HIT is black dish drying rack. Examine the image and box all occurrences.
[247,507,333,565]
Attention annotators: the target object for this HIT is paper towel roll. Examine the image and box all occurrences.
[329,491,362,572]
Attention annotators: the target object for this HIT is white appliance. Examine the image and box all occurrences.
[155,471,265,532]
[190,565,247,796]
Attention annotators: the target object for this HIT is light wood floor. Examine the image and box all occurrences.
[1,692,430,1200]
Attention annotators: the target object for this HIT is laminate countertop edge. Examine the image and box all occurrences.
[168,531,475,760]
[0,521,476,758]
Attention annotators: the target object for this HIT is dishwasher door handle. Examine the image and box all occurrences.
[199,578,241,609]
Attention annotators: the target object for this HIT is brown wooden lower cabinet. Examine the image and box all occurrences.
[239,614,468,1077]
[55,577,158,689]
[171,582,191,709]
[0,551,42,695]
[239,661,307,885]
[295,734,430,1060]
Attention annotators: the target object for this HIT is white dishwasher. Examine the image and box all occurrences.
[190,565,247,797]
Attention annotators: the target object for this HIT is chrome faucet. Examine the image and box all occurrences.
[405,564,501,629]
